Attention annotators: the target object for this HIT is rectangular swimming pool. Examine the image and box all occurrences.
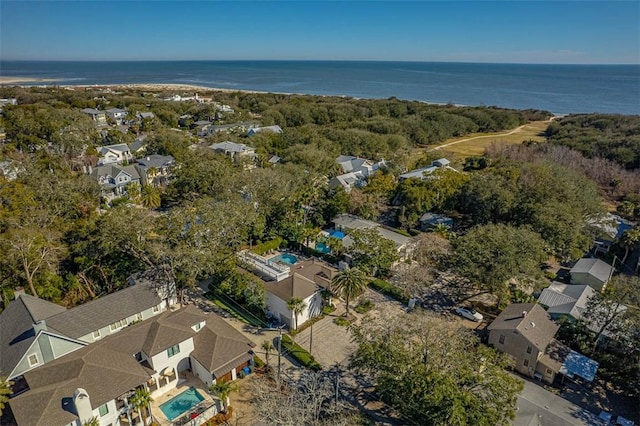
[159,386,205,421]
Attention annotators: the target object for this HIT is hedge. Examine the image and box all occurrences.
[369,279,409,304]
[281,335,322,371]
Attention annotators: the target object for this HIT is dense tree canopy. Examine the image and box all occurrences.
[350,312,523,425]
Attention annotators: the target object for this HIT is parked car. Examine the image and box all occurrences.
[454,306,483,322]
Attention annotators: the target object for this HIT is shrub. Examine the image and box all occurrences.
[354,299,375,314]
[253,355,265,369]
[369,279,409,304]
[252,237,284,255]
[322,305,336,315]
[334,317,351,327]
[281,335,322,371]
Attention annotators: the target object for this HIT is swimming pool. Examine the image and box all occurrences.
[159,386,205,421]
[315,242,331,254]
[270,253,299,265]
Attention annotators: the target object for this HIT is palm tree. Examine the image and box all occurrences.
[82,417,100,426]
[432,223,452,239]
[261,340,274,369]
[0,374,13,416]
[209,379,238,412]
[128,387,153,425]
[140,185,161,209]
[287,297,307,330]
[618,227,640,264]
[331,267,369,316]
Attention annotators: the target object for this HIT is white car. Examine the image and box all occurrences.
[455,307,483,322]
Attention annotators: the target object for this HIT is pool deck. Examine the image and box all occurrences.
[150,371,219,425]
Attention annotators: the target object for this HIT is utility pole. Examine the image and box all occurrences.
[277,326,283,387]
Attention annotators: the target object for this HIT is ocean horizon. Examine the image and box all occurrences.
[1,60,639,115]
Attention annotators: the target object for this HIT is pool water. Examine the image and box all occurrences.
[270,253,299,265]
[159,386,205,421]
[315,242,331,254]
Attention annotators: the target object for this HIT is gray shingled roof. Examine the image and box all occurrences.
[136,154,174,170]
[570,258,615,284]
[0,294,67,377]
[191,314,254,376]
[488,303,559,351]
[333,214,412,248]
[45,282,162,339]
[9,337,151,426]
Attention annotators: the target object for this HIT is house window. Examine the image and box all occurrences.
[134,352,143,362]
[152,305,160,313]
[498,335,505,344]
[28,354,39,367]
[194,323,201,331]
[98,403,109,416]
[136,313,143,321]
[167,344,180,358]
[93,330,101,340]
[524,359,529,367]
[546,368,553,375]
[526,346,532,354]
[109,318,127,331]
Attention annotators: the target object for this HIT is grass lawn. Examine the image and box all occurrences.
[207,292,267,327]
[413,120,550,160]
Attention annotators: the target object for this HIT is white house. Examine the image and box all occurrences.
[263,259,337,330]
[399,158,456,181]
[105,108,127,125]
[90,164,141,199]
[247,125,283,137]
[330,155,387,193]
[97,143,133,165]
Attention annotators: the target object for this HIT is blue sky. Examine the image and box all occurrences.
[1,1,638,64]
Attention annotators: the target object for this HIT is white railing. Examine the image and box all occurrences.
[238,250,290,281]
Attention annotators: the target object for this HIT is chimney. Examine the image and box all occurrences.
[14,287,26,299]
[73,388,93,424]
[522,311,527,318]
[33,319,47,334]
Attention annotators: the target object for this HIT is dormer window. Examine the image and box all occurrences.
[193,322,202,331]
[134,352,143,362]
[28,354,39,367]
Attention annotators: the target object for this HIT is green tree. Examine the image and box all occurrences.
[209,379,238,412]
[344,228,399,277]
[287,297,307,330]
[331,267,369,316]
[128,387,153,425]
[261,340,275,369]
[618,226,640,264]
[82,417,99,426]
[0,373,13,416]
[453,224,548,305]
[140,185,161,209]
[350,312,523,425]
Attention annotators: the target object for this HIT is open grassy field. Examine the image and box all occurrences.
[423,119,551,159]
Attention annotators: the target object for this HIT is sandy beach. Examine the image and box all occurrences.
[0,76,61,84]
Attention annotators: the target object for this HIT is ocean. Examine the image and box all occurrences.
[1,61,639,115]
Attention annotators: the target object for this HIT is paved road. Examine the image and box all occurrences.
[515,379,602,426]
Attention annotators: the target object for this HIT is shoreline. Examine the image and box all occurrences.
[0,76,61,84]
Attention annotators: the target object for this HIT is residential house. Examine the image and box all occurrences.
[570,258,615,292]
[590,213,637,255]
[263,259,338,329]
[8,305,254,426]
[488,303,598,385]
[537,283,595,322]
[205,122,255,135]
[90,164,142,199]
[129,136,147,158]
[419,212,454,231]
[0,268,176,387]
[105,108,127,125]
[398,158,456,181]
[329,155,387,193]
[247,125,283,137]
[136,112,155,121]
[136,154,175,187]
[209,141,257,163]
[97,143,133,165]
[82,108,107,125]
[0,98,18,112]
[333,213,414,261]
